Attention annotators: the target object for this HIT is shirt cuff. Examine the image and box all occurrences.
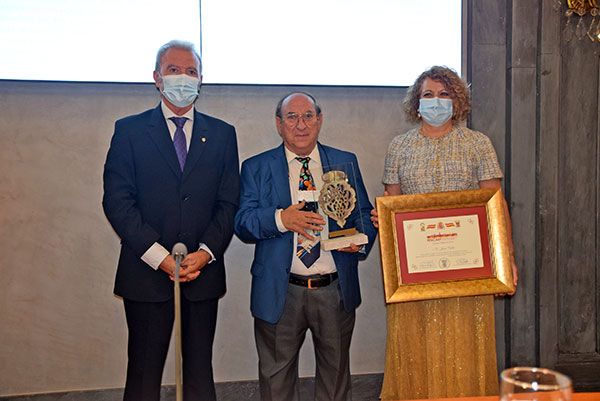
[275,209,288,233]
[199,243,216,264]
[141,242,170,270]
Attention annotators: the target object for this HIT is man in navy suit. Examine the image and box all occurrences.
[235,92,377,401]
[103,40,239,401]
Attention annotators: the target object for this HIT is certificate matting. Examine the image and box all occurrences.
[376,188,514,303]
[395,206,493,284]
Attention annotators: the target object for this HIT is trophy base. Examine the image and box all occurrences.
[322,233,368,251]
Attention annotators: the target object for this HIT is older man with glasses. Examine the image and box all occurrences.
[235,92,377,401]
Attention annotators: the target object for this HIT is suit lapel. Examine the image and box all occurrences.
[317,142,332,169]
[270,144,292,207]
[148,105,182,179]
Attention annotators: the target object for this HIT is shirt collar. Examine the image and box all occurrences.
[284,145,321,166]
[161,101,195,122]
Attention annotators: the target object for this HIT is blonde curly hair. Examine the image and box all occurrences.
[403,66,471,124]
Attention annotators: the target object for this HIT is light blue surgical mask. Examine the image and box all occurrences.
[418,98,453,127]
[161,74,200,107]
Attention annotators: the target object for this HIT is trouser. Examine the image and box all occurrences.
[254,280,355,401]
[123,297,219,401]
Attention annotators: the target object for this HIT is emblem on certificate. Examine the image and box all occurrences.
[318,169,368,251]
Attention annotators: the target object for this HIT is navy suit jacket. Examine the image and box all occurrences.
[103,105,240,302]
[234,143,377,324]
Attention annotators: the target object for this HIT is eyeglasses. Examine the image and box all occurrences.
[282,111,319,127]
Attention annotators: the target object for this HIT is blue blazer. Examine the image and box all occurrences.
[103,105,240,302]
[235,143,377,324]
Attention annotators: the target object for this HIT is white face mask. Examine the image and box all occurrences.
[160,74,200,107]
[418,98,453,127]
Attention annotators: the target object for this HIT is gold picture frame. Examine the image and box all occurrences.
[377,188,514,303]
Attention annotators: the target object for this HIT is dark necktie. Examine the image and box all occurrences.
[169,117,188,171]
[295,157,320,268]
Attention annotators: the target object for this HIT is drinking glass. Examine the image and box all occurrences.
[500,367,572,401]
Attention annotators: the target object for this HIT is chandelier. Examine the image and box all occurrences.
[560,0,600,42]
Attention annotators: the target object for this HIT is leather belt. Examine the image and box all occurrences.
[289,272,338,289]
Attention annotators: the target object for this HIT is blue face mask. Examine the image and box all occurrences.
[418,98,453,127]
[161,74,200,107]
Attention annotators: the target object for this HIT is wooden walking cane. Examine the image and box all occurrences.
[172,243,188,401]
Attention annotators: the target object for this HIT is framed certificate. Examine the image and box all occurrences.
[376,188,514,303]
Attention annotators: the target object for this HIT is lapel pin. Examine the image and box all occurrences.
[201,136,207,143]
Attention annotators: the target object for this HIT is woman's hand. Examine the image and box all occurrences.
[370,208,380,228]
[371,190,393,228]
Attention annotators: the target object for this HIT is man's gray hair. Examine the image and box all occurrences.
[275,92,322,118]
[154,40,202,73]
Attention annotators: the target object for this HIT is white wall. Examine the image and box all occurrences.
[0,81,412,396]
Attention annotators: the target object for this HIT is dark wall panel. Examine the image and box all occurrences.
[557,40,598,354]
[470,1,600,388]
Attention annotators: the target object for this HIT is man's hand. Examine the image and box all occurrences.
[158,250,211,282]
[158,255,177,278]
[337,243,363,253]
[281,201,325,241]
[179,250,211,281]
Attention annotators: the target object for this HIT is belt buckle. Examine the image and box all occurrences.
[307,278,315,289]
